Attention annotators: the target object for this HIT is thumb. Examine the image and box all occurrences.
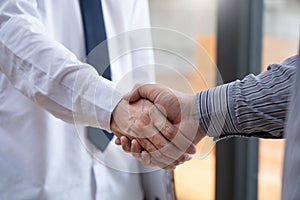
[124,83,158,103]
[123,83,143,102]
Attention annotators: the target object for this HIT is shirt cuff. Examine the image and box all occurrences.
[196,83,240,137]
[94,77,123,132]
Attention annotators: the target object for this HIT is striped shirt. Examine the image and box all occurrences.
[196,55,299,139]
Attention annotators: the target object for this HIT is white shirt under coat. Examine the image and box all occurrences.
[0,1,168,200]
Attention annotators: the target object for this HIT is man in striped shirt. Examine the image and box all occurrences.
[117,54,300,199]
[197,55,297,139]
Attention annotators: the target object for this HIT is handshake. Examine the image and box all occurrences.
[110,84,206,170]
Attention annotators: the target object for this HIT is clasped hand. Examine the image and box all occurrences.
[110,84,205,170]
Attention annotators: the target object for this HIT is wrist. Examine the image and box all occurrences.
[110,98,125,134]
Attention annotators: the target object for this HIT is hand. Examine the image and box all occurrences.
[111,98,196,170]
[116,84,206,167]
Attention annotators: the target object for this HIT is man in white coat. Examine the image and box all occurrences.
[0,0,172,199]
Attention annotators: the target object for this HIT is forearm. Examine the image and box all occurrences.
[0,1,121,131]
[196,55,299,138]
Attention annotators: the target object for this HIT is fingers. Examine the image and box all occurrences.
[140,151,176,170]
[150,106,196,154]
[131,139,142,153]
[123,136,185,169]
[113,94,197,169]
[117,136,193,169]
[123,83,143,102]
[136,104,193,159]
[124,83,182,126]
[115,137,121,145]
[120,136,131,152]
[124,84,160,103]
[115,137,143,161]
[115,104,195,165]
[123,84,146,102]
[135,136,191,167]
[131,139,142,160]
[139,151,192,170]
[141,151,151,165]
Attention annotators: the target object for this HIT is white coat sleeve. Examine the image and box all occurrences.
[0,0,122,131]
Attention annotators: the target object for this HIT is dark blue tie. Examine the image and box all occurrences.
[80,0,114,151]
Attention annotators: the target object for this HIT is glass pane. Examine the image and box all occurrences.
[149,0,217,199]
[259,0,300,199]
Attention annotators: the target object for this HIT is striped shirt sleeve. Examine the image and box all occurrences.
[196,55,299,139]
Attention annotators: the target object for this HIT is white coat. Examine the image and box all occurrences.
[0,0,170,199]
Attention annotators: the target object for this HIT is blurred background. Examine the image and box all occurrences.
[148,0,300,199]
